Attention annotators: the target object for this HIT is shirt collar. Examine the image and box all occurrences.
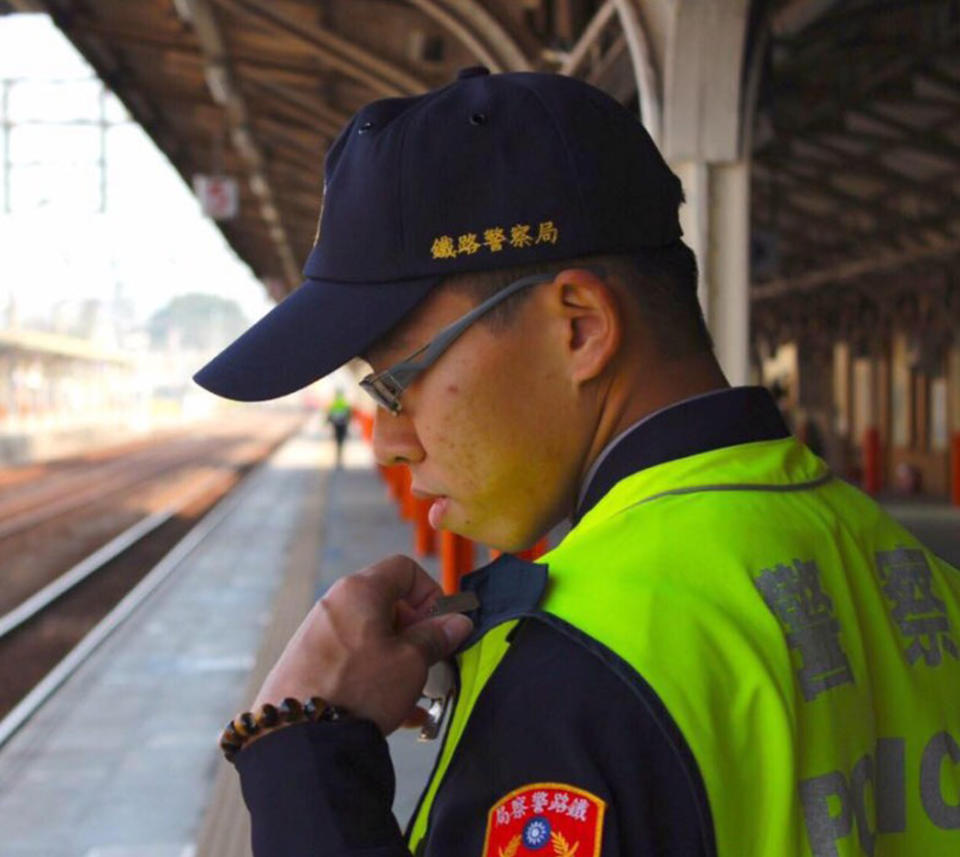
[459,553,548,650]
[575,387,735,514]
[572,385,790,525]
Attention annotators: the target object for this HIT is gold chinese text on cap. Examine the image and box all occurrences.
[431,220,559,260]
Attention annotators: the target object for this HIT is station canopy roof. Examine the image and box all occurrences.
[0,328,136,365]
[750,0,960,348]
[2,0,958,346]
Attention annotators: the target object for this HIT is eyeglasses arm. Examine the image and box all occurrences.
[373,265,605,391]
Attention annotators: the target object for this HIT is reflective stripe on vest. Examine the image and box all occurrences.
[409,438,960,856]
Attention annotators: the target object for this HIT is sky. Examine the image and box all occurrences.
[0,13,274,331]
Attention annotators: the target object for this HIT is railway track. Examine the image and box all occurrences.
[0,415,299,615]
[0,411,307,736]
[0,437,206,537]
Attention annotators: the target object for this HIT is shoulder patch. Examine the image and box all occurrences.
[482,782,605,856]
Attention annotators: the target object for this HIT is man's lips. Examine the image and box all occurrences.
[411,487,449,528]
[411,488,444,501]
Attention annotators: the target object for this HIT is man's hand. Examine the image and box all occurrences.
[251,555,473,735]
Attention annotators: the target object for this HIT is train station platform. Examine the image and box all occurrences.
[0,418,440,857]
[0,416,956,857]
[880,497,960,568]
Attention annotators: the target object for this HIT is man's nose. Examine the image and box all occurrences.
[371,407,425,467]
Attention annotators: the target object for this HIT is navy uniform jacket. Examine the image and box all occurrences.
[236,386,790,856]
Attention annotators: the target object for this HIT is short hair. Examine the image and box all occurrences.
[441,240,713,358]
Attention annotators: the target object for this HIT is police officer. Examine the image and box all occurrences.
[194,68,960,856]
[326,387,352,467]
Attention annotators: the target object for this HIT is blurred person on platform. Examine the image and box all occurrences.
[326,387,352,468]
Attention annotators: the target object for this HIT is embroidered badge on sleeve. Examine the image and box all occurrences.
[482,783,606,857]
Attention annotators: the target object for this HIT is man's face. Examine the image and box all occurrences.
[361,283,591,552]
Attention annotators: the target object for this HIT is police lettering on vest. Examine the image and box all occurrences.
[802,730,960,857]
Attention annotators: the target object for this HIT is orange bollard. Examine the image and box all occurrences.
[441,531,460,594]
[862,427,882,495]
[393,467,406,504]
[362,412,374,442]
[400,467,416,520]
[413,497,436,557]
[441,532,475,594]
[460,538,475,575]
[516,538,549,561]
[489,538,549,562]
[384,465,403,502]
[952,433,960,507]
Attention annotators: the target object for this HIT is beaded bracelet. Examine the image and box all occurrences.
[219,696,349,763]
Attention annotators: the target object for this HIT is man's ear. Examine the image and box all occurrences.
[549,268,623,384]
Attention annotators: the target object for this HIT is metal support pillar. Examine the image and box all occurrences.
[98,84,108,213]
[2,80,10,213]
[854,355,883,493]
[608,0,751,385]
[949,345,960,505]
[674,159,751,385]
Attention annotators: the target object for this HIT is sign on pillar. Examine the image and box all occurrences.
[193,174,239,220]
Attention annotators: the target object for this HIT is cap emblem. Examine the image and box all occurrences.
[431,220,559,260]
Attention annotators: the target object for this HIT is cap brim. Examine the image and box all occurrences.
[192,273,440,401]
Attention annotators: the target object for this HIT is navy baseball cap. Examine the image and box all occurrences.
[193,67,683,401]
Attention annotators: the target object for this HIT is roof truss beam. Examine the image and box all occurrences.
[405,0,531,72]
[209,0,429,97]
[759,134,957,210]
[753,237,960,301]
[183,0,299,284]
[241,76,345,139]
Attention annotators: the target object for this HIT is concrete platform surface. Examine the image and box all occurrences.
[0,427,325,857]
[882,498,960,568]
